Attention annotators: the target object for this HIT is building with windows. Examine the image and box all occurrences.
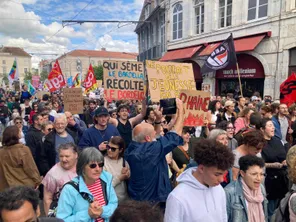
[0,46,32,83]
[56,49,138,79]
[137,0,296,99]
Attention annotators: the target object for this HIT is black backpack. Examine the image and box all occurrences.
[48,180,93,217]
[273,189,296,222]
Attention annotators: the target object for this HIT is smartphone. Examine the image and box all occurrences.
[160,98,177,115]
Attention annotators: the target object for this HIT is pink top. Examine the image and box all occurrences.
[234,117,247,134]
[42,163,77,195]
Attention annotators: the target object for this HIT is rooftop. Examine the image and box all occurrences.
[0,46,31,57]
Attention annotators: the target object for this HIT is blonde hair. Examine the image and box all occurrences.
[287,145,296,184]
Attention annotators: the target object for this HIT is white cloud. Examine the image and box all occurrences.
[95,34,138,52]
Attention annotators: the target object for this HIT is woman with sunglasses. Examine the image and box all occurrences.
[41,121,54,136]
[42,143,78,216]
[57,147,118,222]
[13,116,27,144]
[104,136,130,203]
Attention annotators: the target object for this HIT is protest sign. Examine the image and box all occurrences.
[63,88,83,114]
[32,76,40,88]
[97,80,102,88]
[103,60,145,100]
[146,60,196,102]
[179,90,211,127]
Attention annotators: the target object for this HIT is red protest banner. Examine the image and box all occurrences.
[84,64,97,93]
[44,60,66,92]
[280,73,296,107]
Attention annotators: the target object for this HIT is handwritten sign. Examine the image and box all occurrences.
[179,90,211,127]
[97,80,102,88]
[63,88,83,114]
[103,60,145,100]
[146,60,196,102]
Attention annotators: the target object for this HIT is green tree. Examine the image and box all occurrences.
[24,72,33,82]
[93,65,103,80]
[40,70,49,81]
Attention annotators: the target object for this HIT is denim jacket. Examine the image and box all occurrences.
[224,177,268,222]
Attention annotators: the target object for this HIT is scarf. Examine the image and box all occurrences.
[241,178,265,222]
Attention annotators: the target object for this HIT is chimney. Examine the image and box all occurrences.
[101,48,106,51]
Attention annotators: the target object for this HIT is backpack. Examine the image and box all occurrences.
[48,180,93,217]
[273,189,296,222]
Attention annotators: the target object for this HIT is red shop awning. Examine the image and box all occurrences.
[160,45,202,61]
[199,32,270,56]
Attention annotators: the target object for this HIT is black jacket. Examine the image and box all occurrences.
[83,109,95,127]
[39,128,78,176]
[25,125,44,164]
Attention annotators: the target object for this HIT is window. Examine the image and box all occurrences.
[2,67,6,74]
[147,26,151,49]
[24,68,28,73]
[141,29,145,51]
[172,3,183,40]
[145,4,151,19]
[248,0,268,21]
[2,60,5,65]
[219,0,232,28]
[151,23,154,46]
[160,14,166,53]
[289,48,296,76]
[194,0,204,34]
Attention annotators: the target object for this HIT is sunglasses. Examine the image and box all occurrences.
[47,128,53,132]
[107,145,119,152]
[89,162,104,169]
[15,122,22,124]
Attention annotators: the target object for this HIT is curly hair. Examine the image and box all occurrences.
[242,130,266,148]
[238,107,254,118]
[239,155,265,172]
[287,145,296,184]
[193,138,234,171]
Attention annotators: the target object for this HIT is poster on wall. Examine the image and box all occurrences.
[146,60,196,102]
[103,60,145,100]
[179,89,211,127]
[63,88,83,114]
[201,83,211,92]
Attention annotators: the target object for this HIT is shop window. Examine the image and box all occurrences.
[172,3,183,40]
[289,48,296,76]
[194,0,204,34]
[248,0,268,21]
[219,0,232,28]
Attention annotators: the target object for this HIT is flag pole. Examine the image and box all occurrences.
[236,62,243,97]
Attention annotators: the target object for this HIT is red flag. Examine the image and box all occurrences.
[45,60,66,92]
[84,64,97,92]
[280,73,296,107]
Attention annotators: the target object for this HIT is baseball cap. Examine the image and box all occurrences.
[95,107,109,116]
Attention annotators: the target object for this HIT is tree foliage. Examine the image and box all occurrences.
[93,65,103,80]
[24,72,33,81]
[40,70,49,82]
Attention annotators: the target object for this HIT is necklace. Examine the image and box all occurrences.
[95,125,107,139]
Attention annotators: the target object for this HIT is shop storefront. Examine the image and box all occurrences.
[215,54,265,98]
[183,60,202,90]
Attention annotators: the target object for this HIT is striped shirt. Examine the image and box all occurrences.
[87,179,106,222]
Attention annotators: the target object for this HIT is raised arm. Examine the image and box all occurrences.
[130,99,147,127]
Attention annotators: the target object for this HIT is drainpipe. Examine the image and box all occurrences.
[274,0,283,100]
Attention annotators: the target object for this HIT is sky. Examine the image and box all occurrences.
[0,0,144,68]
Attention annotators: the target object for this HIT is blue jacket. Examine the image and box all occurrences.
[56,171,118,222]
[224,177,268,222]
[271,115,282,140]
[124,132,183,202]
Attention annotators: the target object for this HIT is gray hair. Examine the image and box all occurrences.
[54,113,67,123]
[208,129,227,141]
[58,142,78,154]
[76,147,104,176]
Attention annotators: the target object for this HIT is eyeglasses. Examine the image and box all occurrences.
[15,121,22,124]
[107,145,119,152]
[89,162,104,169]
[47,128,53,132]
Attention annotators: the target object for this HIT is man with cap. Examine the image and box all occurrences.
[79,106,120,152]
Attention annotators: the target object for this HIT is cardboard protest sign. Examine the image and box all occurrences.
[179,90,211,127]
[146,60,196,102]
[63,88,83,114]
[103,60,145,101]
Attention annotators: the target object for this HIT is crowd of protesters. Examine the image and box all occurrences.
[0,86,296,222]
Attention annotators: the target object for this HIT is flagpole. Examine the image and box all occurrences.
[236,62,243,97]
